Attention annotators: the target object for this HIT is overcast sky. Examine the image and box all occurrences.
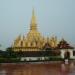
[0,0,75,49]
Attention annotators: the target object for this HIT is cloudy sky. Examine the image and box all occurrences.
[0,0,75,49]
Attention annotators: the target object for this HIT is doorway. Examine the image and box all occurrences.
[64,51,70,59]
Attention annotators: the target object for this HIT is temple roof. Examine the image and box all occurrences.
[57,39,74,49]
[12,9,74,52]
[42,42,52,50]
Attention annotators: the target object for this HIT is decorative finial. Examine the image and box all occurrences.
[30,8,37,30]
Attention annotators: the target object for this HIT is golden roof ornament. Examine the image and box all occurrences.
[30,8,37,30]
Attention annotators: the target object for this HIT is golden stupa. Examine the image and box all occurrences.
[12,9,57,51]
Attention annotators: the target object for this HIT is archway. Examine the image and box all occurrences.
[64,51,70,59]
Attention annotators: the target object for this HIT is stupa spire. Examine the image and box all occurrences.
[30,8,37,30]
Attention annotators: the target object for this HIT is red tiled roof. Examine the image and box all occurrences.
[57,39,74,49]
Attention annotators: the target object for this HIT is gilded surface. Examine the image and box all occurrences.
[12,9,58,51]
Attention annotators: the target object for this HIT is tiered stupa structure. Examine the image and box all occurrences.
[12,9,58,51]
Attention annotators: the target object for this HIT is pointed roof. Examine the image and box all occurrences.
[57,39,74,49]
[43,42,52,50]
[30,8,37,30]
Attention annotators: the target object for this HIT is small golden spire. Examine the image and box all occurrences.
[30,8,37,30]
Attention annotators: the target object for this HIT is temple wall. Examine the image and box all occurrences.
[60,49,74,59]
